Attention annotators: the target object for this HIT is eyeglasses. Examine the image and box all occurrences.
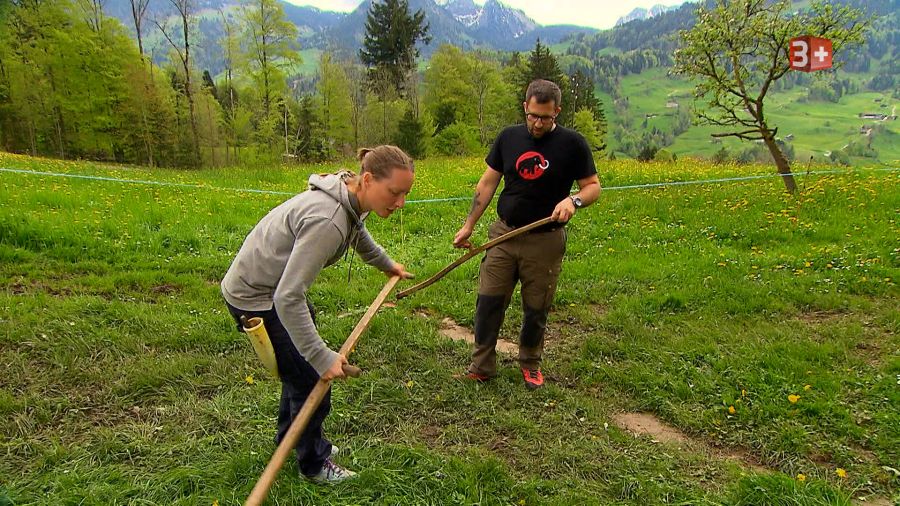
[526,112,557,123]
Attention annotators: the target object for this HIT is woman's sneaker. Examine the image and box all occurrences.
[306,458,358,484]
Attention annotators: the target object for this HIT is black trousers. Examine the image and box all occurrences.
[225,300,332,477]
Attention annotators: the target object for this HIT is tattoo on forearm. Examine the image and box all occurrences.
[468,191,481,217]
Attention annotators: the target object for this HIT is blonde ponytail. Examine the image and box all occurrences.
[356,145,414,180]
[357,147,374,162]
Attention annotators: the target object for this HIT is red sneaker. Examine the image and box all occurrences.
[522,368,544,389]
[454,371,491,382]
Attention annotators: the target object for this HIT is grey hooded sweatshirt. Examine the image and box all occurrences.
[221,171,395,375]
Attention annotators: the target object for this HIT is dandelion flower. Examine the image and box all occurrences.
[788,394,800,404]
[804,384,812,391]
[836,468,847,478]
[797,473,806,482]
[728,406,736,414]
[245,375,254,385]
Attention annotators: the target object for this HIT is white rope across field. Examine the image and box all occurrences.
[0,166,897,203]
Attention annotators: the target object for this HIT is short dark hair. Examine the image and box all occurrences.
[525,79,561,106]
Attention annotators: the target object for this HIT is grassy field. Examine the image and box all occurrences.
[0,152,898,505]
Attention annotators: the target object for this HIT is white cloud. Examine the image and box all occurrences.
[282,0,691,29]
[489,0,688,29]
[283,0,361,13]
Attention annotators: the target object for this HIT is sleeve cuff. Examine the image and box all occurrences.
[308,347,341,377]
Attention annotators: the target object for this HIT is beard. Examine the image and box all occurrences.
[527,124,546,138]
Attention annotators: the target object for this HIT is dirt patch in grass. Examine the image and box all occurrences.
[485,434,520,466]
[849,444,880,465]
[7,280,73,297]
[810,451,834,466]
[487,435,511,453]
[419,312,573,355]
[438,317,518,355]
[612,411,769,473]
[613,412,691,445]
[852,496,895,506]
[150,284,180,295]
[6,278,183,302]
[419,424,443,446]
[851,339,887,368]
[797,309,850,324]
[9,281,27,295]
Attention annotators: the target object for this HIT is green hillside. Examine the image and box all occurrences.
[559,0,899,165]
[608,68,899,165]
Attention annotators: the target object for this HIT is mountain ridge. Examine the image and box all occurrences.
[102,0,599,72]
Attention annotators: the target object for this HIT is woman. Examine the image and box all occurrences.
[222,145,415,483]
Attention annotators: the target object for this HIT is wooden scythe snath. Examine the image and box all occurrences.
[244,276,401,506]
[395,216,555,300]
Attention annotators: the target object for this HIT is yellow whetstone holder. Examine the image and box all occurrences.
[240,315,280,379]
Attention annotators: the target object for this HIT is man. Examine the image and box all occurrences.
[453,79,601,389]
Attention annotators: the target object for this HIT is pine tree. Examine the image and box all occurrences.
[202,70,218,97]
[358,0,429,144]
[359,0,430,98]
[526,39,566,88]
[524,39,571,125]
[292,95,327,161]
[568,70,606,154]
[394,107,426,158]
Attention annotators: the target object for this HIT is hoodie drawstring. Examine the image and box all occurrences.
[345,225,362,283]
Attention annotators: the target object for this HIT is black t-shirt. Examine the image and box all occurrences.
[486,124,597,228]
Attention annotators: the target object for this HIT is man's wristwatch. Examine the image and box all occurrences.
[570,195,584,208]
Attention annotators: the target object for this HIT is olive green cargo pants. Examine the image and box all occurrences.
[468,220,566,376]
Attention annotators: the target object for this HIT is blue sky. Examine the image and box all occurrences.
[283,0,689,30]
